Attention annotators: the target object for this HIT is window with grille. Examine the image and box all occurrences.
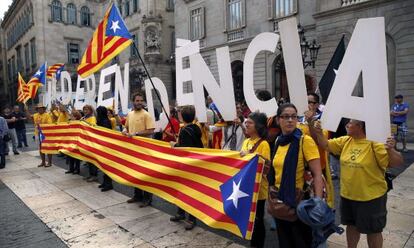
[30,38,36,67]
[67,3,77,24]
[273,0,297,19]
[189,7,205,40]
[227,0,244,30]
[80,6,91,26]
[24,44,30,72]
[51,0,62,22]
[67,43,80,64]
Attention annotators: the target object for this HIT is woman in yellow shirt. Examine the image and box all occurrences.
[80,105,98,182]
[310,119,403,248]
[240,112,270,248]
[32,104,53,167]
[268,103,323,248]
[81,105,97,125]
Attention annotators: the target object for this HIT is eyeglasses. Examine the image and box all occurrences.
[279,115,298,120]
[308,101,318,104]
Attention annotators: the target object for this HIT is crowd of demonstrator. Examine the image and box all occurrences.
[0,90,408,248]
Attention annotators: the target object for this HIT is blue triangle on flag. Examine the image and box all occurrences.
[220,155,259,238]
[105,5,132,39]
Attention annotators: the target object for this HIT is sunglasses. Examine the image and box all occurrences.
[308,101,318,104]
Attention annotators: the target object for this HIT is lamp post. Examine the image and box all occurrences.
[277,24,321,69]
[297,24,321,69]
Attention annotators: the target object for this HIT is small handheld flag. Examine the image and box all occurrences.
[77,4,132,78]
[28,62,47,98]
[47,63,65,80]
[16,73,31,103]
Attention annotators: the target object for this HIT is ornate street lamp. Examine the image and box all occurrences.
[297,24,321,69]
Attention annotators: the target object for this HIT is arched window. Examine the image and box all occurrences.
[67,3,77,24]
[51,0,62,22]
[80,6,90,26]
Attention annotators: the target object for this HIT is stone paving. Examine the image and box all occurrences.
[1,149,413,247]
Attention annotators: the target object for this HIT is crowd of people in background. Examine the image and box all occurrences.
[0,90,409,248]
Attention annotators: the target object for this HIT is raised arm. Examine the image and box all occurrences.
[385,137,404,168]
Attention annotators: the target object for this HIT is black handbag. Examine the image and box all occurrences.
[3,133,11,142]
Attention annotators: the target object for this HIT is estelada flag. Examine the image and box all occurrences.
[77,3,132,78]
[47,63,65,80]
[27,62,47,98]
[40,121,264,240]
[16,73,31,103]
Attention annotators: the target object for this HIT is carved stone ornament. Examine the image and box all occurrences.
[144,27,161,54]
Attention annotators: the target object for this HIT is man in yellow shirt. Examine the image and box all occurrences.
[32,104,53,167]
[122,92,155,207]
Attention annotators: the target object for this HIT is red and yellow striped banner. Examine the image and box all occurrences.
[40,121,263,239]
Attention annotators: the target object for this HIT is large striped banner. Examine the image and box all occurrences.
[40,121,264,239]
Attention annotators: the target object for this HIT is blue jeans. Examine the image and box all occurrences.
[16,129,28,147]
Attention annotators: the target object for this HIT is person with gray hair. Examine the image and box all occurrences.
[0,116,9,168]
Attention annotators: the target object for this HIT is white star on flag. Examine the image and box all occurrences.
[226,179,249,209]
[333,68,338,75]
[110,20,120,33]
[35,70,41,76]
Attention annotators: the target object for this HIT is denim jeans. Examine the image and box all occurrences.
[16,129,28,147]
[4,129,18,153]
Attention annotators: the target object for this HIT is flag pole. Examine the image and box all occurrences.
[131,41,177,136]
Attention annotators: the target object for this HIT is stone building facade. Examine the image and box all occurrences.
[175,0,413,136]
[0,0,176,106]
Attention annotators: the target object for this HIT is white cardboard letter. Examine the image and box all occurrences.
[321,17,390,143]
[175,39,199,106]
[243,33,279,116]
[74,74,96,109]
[279,18,308,114]
[97,64,117,109]
[145,77,170,131]
[190,46,236,122]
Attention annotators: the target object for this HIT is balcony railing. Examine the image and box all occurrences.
[227,29,245,42]
[341,0,369,6]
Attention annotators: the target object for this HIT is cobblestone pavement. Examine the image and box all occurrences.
[0,181,67,248]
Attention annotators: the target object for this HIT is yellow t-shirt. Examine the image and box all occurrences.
[56,111,69,123]
[33,112,53,135]
[241,137,270,200]
[125,109,155,134]
[272,135,320,190]
[82,116,96,125]
[328,136,389,201]
[110,117,117,130]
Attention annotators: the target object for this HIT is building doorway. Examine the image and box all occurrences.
[231,60,244,103]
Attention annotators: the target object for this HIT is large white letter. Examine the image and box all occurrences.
[321,17,390,142]
[145,77,170,131]
[190,46,236,122]
[97,64,117,109]
[175,39,199,106]
[56,71,73,105]
[115,63,130,114]
[74,74,96,109]
[243,33,279,116]
[279,18,308,114]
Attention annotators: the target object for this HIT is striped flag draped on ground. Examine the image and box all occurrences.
[16,73,31,103]
[40,121,264,240]
[47,63,65,80]
[77,3,132,78]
